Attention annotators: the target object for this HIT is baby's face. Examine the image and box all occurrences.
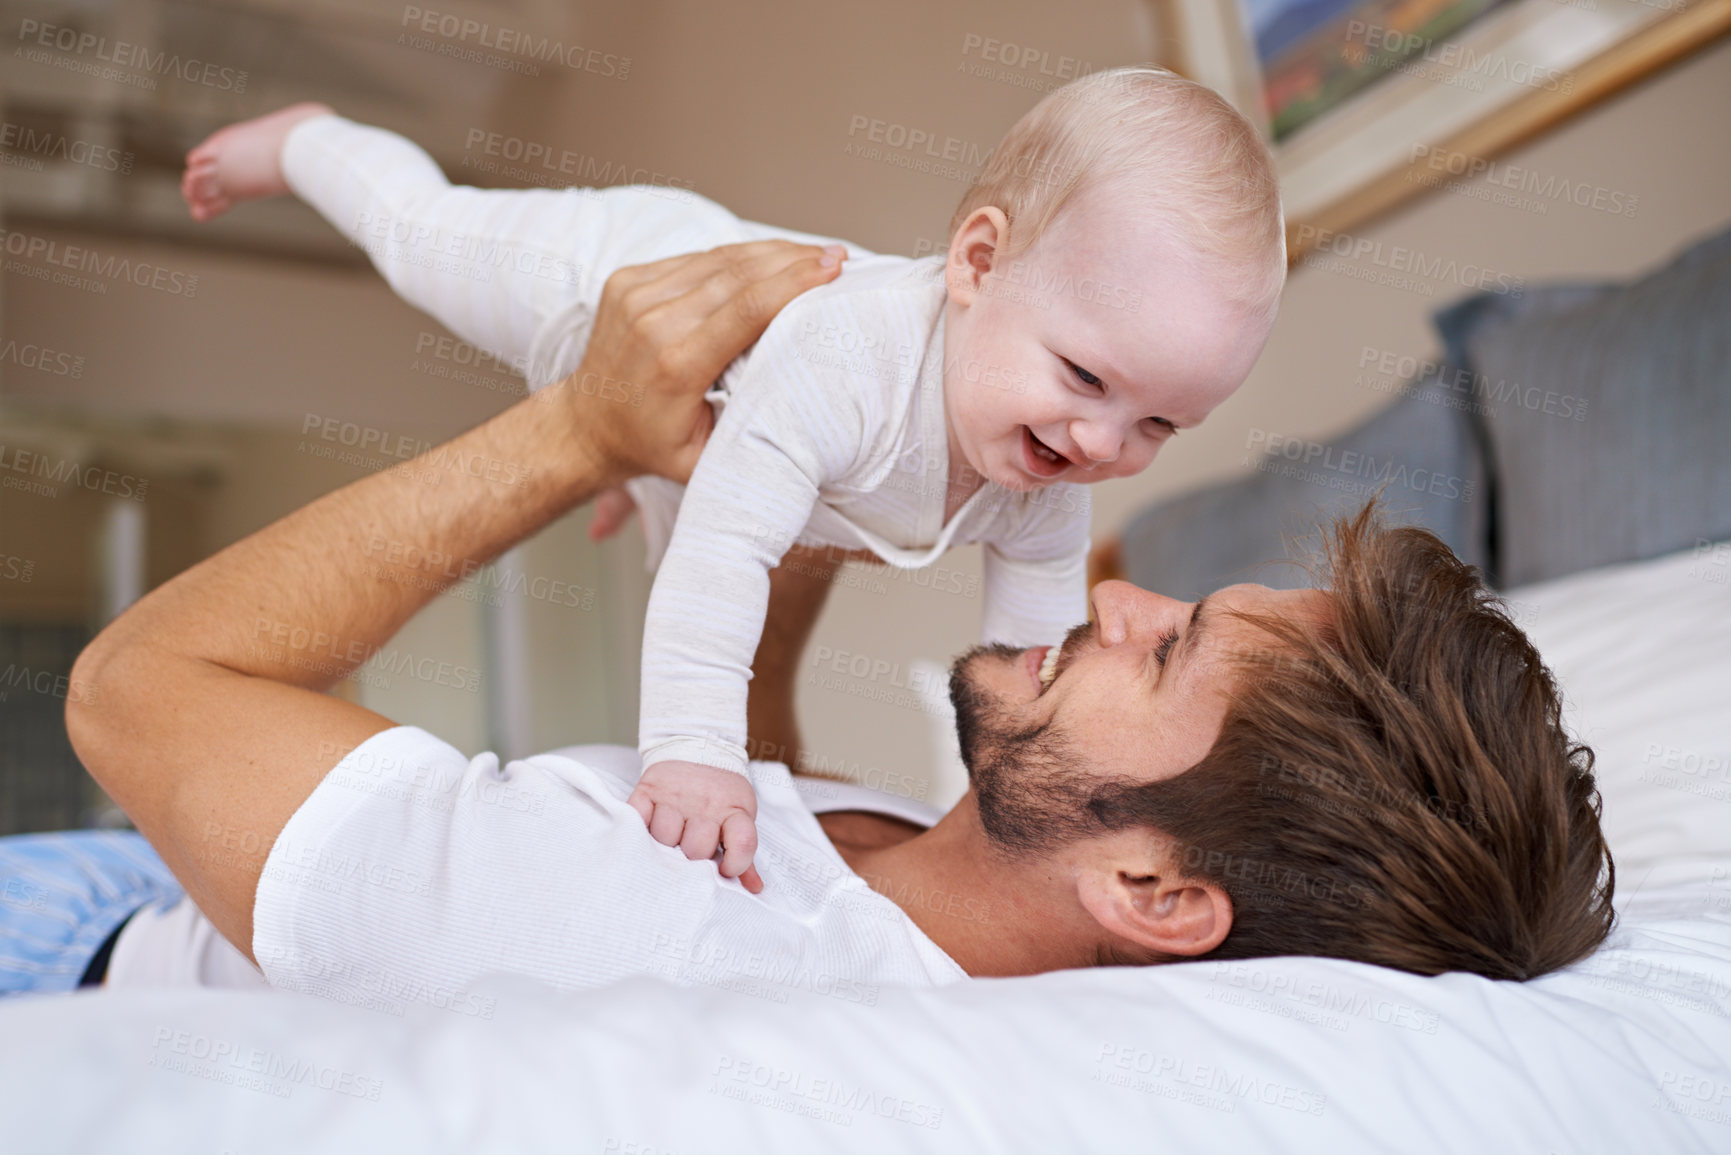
[942,185,1275,493]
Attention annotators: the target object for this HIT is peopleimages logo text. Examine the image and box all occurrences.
[1296,225,1524,296]
[16,19,248,91]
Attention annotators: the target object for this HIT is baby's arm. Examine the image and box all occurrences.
[630,314,870,886]
[629,424,824,890]
[629,546,847,890]
[980,485,1093,647]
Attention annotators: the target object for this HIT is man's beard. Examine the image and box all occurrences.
[948,643,1104,857]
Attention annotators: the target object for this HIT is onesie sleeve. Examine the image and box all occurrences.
[979,483,1092,648]
[636,294,882,776]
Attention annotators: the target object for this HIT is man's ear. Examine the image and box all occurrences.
[1075,855,1233,961]
[945,206,1010,306]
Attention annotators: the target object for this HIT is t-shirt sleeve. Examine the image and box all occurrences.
[637,294,882,776]
[250,726,730,1013]
[980,484,1092,647]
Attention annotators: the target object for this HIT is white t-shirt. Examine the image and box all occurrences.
[105,892,271,991]
[232,726,965,1014]
[106,733,951,995]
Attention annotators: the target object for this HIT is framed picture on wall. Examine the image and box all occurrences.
[1255,0,1515,140]
[1157,0,1731,250]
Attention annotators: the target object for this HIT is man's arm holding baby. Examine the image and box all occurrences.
[746,546,844,772]
[65,242,842,961]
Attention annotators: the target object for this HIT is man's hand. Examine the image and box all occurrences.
[628,760,764,894]
[543,240,846,488]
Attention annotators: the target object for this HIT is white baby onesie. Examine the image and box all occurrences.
[281,115,1089,779]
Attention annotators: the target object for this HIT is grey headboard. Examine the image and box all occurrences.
[1120,219,1731,597]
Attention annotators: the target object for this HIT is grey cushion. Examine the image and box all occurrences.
[1434,222,1731,587]
[1120,380,1489,601]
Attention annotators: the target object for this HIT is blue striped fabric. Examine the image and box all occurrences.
[0,831,181,996]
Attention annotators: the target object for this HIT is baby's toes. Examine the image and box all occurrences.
[185,137,221,167]
[180,158,208,195]
[183,166,225,216]
[192,195,231,223]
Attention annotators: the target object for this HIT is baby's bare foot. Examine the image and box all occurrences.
[181,102,334,222]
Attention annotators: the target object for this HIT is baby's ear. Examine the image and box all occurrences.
[944,207,1010,303]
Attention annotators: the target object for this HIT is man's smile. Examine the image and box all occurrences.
[1024,645,1051,695]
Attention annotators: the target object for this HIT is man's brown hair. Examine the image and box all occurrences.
[1091,504,1615,979]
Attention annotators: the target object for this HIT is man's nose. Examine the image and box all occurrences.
[1069,420,1122,466]
[1089,580,1188,646]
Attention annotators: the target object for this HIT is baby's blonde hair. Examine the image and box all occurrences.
[949,66,1285,314]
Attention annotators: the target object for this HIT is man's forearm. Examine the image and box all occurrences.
[747,546,839,773]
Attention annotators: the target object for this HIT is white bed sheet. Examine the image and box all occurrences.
[2,541,1727,1154]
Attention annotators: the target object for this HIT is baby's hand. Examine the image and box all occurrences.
[587,486,637,541]
[628,760,763,893]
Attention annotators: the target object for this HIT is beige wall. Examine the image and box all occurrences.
[3,4,1727,805]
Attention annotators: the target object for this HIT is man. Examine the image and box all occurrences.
[39,241,1611,1007]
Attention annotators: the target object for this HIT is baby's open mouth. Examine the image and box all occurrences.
[1022,427,1070,478]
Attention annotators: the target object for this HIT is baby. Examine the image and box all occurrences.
[182,67,1285,892]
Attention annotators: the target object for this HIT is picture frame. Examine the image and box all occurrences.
[1155,0,1731,255]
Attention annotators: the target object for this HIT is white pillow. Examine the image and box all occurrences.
[3,544,1728,1154]
[1506,540,1731,890]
